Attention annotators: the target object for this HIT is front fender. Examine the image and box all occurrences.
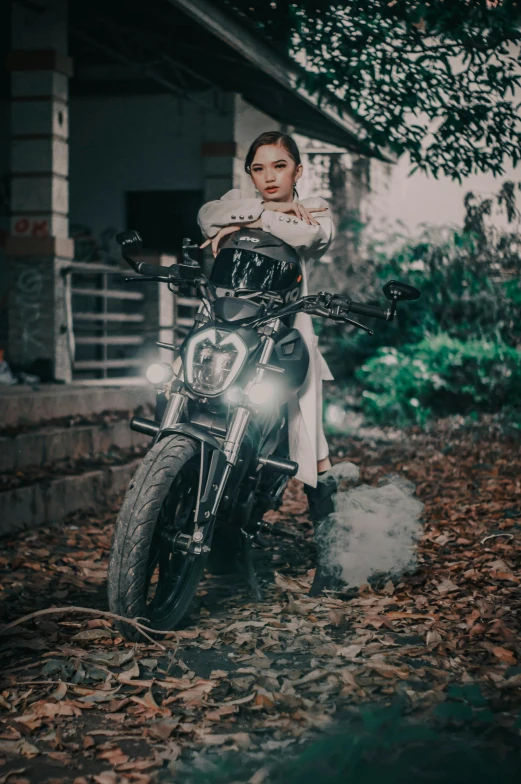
[158,424,227,525]
[157,423,221,449]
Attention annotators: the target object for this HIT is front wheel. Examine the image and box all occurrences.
[108,434,206,641]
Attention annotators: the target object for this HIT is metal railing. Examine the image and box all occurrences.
[66,259,198,380]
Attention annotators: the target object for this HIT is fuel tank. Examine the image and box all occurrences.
[213,295,261,322]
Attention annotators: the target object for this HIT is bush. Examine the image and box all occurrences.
[318,182,521,424]
[356,334,521,426]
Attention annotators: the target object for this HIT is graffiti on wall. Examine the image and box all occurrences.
[70,224,121,266]
[13,266,46,361]
[13,218,50,239]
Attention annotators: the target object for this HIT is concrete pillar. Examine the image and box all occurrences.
[5,0,74,381]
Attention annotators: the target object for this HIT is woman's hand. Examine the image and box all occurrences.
[263,201,327,226]
[200,218,263,257]
[200,224,239,257]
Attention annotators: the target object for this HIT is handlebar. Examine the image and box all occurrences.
[349,302,392,321]
[134,261,172,280]
[117,233,412,333]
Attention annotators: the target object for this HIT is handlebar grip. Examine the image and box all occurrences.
[349,302,390,320]
[136,261,172,279]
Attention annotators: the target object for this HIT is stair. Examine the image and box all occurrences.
[0,382,155,538]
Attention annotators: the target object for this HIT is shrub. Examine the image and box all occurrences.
[318,183,521,424]
[356,334,521,426]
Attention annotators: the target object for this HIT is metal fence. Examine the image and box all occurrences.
[67,260,198,381]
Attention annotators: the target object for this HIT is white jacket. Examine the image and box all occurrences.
[198,189,334,488]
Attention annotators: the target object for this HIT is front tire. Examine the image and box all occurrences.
[108,434,206,641]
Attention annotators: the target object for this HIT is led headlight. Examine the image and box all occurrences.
[184,328,247,396]
[146,362,174,386]
[247,381,275,406]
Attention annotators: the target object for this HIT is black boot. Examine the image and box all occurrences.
[304,472,338,525]
[304,472,343,597]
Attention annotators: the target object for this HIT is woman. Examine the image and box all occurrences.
[198,132,340,591]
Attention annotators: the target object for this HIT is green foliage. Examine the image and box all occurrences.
[321,184,521,425]
[357,335,521,425]
[222,0,521,180]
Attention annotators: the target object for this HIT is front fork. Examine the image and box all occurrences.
[207,327,279,517]
[160,326,280,556]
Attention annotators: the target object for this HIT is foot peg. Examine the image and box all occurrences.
[258,455,298,476]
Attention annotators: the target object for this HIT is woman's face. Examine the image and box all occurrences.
[250,144,302,202]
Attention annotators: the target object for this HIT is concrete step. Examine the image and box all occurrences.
[0,457,142,539]
[0,381,157,538]
[0,382,155,430]
[0,419,149,473]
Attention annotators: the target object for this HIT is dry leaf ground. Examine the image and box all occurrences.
[0,416,520,783]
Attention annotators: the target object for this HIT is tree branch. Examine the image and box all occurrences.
[0,606,180,650]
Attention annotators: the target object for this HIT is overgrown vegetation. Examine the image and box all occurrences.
[320,183,521,426]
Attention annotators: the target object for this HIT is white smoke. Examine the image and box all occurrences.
[316,465,424,588]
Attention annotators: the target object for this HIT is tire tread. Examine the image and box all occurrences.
[107,435,202,641]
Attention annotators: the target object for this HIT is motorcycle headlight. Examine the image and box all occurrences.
[184,328,247,396]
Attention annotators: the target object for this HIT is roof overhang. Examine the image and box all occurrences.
[167,0,395,161]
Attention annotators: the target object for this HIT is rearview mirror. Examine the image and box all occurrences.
[383,280,421,302]
[116,230,143,252]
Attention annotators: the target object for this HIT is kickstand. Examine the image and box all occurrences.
[240,531,262,601]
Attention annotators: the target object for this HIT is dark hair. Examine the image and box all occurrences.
[244,131,302,175]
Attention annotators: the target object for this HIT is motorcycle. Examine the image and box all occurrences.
[107,229,420,640]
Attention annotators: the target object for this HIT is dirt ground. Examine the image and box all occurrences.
[1,417,520,783]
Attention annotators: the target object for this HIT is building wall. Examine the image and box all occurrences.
[69,93,221,239]
[69,91,288,251]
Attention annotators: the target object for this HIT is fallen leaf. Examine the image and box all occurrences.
[170,679,216,702]
[88,649,135,668]
[196,731,251,748]
[274,572,309,593]
[436,579,459,595]
[206,704,238,721]
[426,630,443,646]
[0,740,39,758]
[131,690,168,714]
[386,612,434,621]
[148,718,180,740]
[75,686,121,703]
[492,646,517,665]
[337,644,362,659]
[254,692,276,710]
[117,661,140,683]
[220,693,256,706]
[209,670,229,680]
[50,682,67,701]
[222,620,268,635]
[71,629,114,641]
[0,769,27,784]
[93,774,118,784]
[97,748,129,765]
[292,669,328,686]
